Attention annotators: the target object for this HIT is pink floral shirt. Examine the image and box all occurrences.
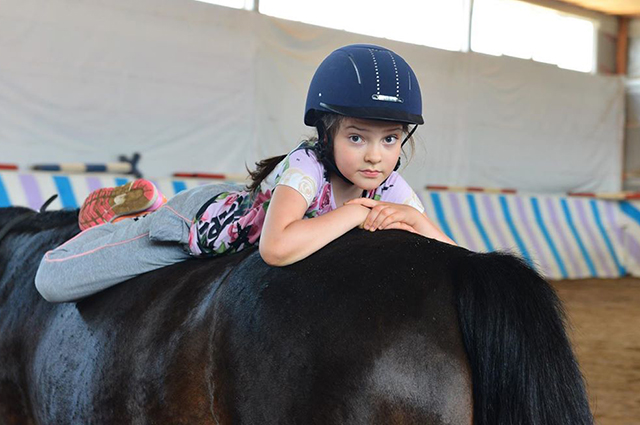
[188,140,425,257]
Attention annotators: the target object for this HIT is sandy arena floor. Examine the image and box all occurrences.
[551,278,640,425]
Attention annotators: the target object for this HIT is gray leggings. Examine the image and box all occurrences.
[35,183,242,303]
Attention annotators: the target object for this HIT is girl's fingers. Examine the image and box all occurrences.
[363,209,381,230]
[376,212,402,230]
[382,222,405,230]
[345,198,379,207]
[370,209,394,230]
[356,201,418,232]
[364,206,389,230]
[383,222,417,233]
[372,206,406,230]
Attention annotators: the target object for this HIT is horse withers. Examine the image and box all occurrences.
[0,206,593,424]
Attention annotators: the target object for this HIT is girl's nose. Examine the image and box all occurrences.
[364,144,382,163]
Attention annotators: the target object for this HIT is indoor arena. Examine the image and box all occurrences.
[1,0,638,424]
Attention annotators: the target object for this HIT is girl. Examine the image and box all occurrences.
[35,44,455,303]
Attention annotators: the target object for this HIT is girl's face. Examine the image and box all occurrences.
[332,117,404,191]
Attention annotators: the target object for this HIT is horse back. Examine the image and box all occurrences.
[28,251,253,424]
[208,232,472,424]
[2,224,471,424]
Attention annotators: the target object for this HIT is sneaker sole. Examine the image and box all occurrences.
[79,180,158,230]
[111,194,168,224]
[109,180,158,216]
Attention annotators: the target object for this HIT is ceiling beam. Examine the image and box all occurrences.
[617,16,629,74]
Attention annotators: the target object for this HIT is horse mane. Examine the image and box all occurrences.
[0,207,79,234]
[0,208,80,278]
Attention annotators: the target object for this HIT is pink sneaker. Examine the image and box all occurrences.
[78,179,164,230]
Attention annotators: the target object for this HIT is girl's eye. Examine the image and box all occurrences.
[349,135,362,143]
[384,135,398,144]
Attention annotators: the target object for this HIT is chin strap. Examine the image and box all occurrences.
[394,124,419,171]
[316,122,355,186]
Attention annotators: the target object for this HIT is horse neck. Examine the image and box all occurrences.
[0,210,79,310]
[0,207,78,232]
[0,208,80,274]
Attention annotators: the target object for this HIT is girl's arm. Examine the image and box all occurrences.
[259,185,370,266]
[345,198,457,246]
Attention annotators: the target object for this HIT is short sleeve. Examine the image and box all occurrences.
[378,172,425,213]
[274,146,324,208]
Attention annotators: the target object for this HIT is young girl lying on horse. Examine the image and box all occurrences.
[35,44,455,303]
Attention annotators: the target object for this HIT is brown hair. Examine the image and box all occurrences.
[245,114,415,192]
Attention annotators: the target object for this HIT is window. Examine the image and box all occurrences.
[471,0,595,73]
[259,0,469,52]
[193,0,597,73]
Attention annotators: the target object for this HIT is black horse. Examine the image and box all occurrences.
[0,206,592,424]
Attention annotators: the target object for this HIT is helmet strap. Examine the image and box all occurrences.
[394,124,418,171]
[394,124,419,172]
[316,122,355,186]
[401,124,418,147]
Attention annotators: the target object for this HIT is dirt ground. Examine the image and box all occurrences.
[551,278,640,425]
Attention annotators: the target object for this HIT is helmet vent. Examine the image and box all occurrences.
[368,48,380,95]
[408,71,412,91]
[387,51,400,98]
[347,55,362,85]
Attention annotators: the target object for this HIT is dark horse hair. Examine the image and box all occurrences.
[0,207,592,424]
[245,154,287,192]
[453,252,592,424]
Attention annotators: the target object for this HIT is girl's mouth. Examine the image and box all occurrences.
[360,170,382,178]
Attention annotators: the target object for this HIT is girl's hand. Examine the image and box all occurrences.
[345,198,421,232]
[260,186,374,266]
[379,221,419,234]
[345,198,457,246]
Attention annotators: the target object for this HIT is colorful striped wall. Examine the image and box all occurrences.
[0,172,210,211]
[2,171,639,280]
[420,191,638,280]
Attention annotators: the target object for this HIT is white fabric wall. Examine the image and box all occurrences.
[0,0,625,193]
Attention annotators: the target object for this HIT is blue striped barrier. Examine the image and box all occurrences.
[0,173,218,211]
[420,190,635,279]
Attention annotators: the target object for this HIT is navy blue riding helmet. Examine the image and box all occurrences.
[304,44,424,185]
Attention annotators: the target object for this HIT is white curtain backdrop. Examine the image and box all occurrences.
[0,0,625,193]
